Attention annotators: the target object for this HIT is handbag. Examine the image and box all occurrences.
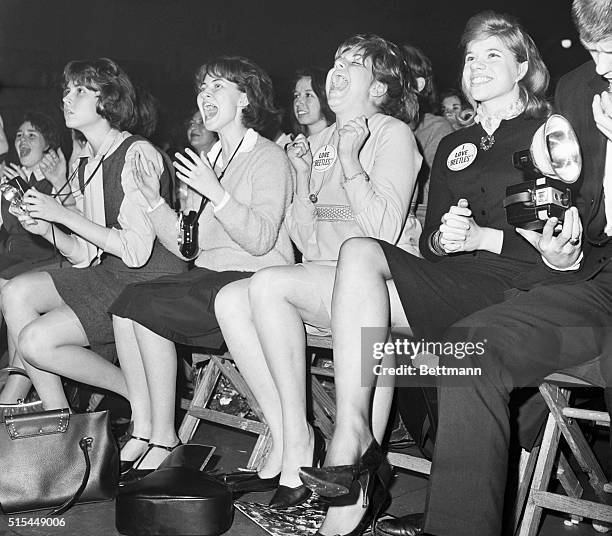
[0,408,119,514]
[0,366,43,422]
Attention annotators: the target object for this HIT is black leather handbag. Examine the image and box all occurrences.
[0,408,119,514]
[0,366,43,422]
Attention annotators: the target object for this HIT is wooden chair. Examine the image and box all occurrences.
[179,333,431,475]
[517,359,612,535]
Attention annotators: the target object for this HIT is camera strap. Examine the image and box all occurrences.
[195,133,246,219]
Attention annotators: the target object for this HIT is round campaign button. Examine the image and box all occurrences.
[312,144,337,172]
[446,143,477,171]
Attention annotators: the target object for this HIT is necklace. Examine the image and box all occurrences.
[475,99,525,152]
[309,134,339,204]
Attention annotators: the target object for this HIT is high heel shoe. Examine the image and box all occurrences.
[268,425,326,509]
[119,441,180,486]
[120,435,150,475]
[315,464,391,536]
[299,439,383,503]
[223,470,281,496]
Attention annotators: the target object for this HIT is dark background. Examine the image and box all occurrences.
[0,0,590,153]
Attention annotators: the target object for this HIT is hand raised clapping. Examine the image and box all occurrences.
[131,150,162,207]
[174,148,224,203]
[39,148,67,189]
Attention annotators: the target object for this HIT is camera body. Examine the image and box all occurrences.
[504,177,571,231]
[178,210,199,259]
[0,178,28,216]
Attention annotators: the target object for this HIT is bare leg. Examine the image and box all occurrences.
[318,237,409,535]
[215,279,283,477]
[114,315,151,462]
[131,323,180,470]
[249,264,333,487]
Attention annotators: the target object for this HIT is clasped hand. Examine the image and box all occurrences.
[593,89,612,142]
[338,116,370,163]
[286,133,313,176]
[516,206,582,269]
[438,199,482,253]
[174,148,224,203]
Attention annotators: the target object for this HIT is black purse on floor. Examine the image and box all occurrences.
[0,408,119,514]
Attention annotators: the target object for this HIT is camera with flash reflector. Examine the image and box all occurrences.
[504,114,581,230]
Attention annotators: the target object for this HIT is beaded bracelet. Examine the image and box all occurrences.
[344,170,370,183]
[429,230,447,256]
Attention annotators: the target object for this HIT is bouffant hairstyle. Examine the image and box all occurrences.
[335,34,419,125]
[195,56,282,134]
[460,11,551,119]
[62,58,138,131]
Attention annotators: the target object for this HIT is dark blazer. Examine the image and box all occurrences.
[517,60,612,288]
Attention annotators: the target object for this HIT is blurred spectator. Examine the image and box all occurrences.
[290,67,334,137]
[440,87,475,130]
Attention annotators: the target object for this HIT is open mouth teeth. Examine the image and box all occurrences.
[202,104,218,119]
[18,146,31,158]
[330,73,349,91]
[296,110,308,116]
[471,76,491,85]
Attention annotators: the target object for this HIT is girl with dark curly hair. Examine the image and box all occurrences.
[1,58,183,409]
[109,56,295,478]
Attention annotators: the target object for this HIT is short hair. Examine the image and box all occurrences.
[62,58,138,131]
[195,56,282,134]
[402,44,439,117]
[335,34,419,125]
[290,67,335,136]
[460,11,551,119]
[572,0,612,43]
[134,86,159,139]
[20,111,61,151]
[440,88,471,111]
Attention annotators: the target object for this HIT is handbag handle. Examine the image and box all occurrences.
[0,366,29,378]
[50,436,93,516]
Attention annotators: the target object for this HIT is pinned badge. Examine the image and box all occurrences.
[447,143,477,171]
[312,144,337,172]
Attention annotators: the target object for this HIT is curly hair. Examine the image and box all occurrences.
[402,44,440,118]
[20,111,61,151]
[335,34,419,125]
[195,56,282,134]
[460,11,551,119]
[62,58,138,131]
[290,67,335,136]
[572,0,612,43]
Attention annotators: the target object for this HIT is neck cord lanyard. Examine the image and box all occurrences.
[195,134,246,219]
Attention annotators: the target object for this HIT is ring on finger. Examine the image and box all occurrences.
[569,237,580,246]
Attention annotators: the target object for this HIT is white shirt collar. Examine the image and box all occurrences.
[206,128,258,167]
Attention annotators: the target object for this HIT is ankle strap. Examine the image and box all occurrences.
[148,441,179,452]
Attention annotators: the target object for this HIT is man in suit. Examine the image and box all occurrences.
[375,1,612,535]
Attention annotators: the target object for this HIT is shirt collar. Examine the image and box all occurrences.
[83,128,123,160]
[474,99,525,135]
[206,128,258,167]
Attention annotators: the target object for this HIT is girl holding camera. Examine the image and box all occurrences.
[109,56,294,477]
[1,58,184,410]
[214,33,421,510]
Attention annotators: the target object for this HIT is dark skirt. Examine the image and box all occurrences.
[48,253,186,348]
[378,240,535,340]
[109,267,253,350]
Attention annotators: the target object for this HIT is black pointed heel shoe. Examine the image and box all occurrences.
[374,513,425,536]
[316,464,391,536]
[120,435,150,475]
[119,441,180,486]
[299,439,383,501]
[223,470,281,496]
[268,425,326,509]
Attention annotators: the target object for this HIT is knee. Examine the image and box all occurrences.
[18,322,49,368]
[1,277,29,319]
[214,281,250,323]
[338,237,383,271]
[248,266,289,307]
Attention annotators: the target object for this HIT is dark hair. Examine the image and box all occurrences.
[62,58,138,131]
[440,88,471,111]
[572,0,612,43]
[134,86,159,139]
[290,67,335,136]
[460,11,551,119]
[195,56,282,134]
[334,34,419,124]
[401,44,440,118]
[20,111,61,151]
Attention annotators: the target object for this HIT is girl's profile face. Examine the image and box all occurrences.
[62,80,102,131]
[15,121,48,169]
[293,76,323,126]
[462,35,526,109]
[326,46,376,114]
[197,74,247,134]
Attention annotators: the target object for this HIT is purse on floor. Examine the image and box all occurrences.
[0,366,43,422]
[0,408,119,514]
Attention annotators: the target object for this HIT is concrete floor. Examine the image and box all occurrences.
[0,419,607,536]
